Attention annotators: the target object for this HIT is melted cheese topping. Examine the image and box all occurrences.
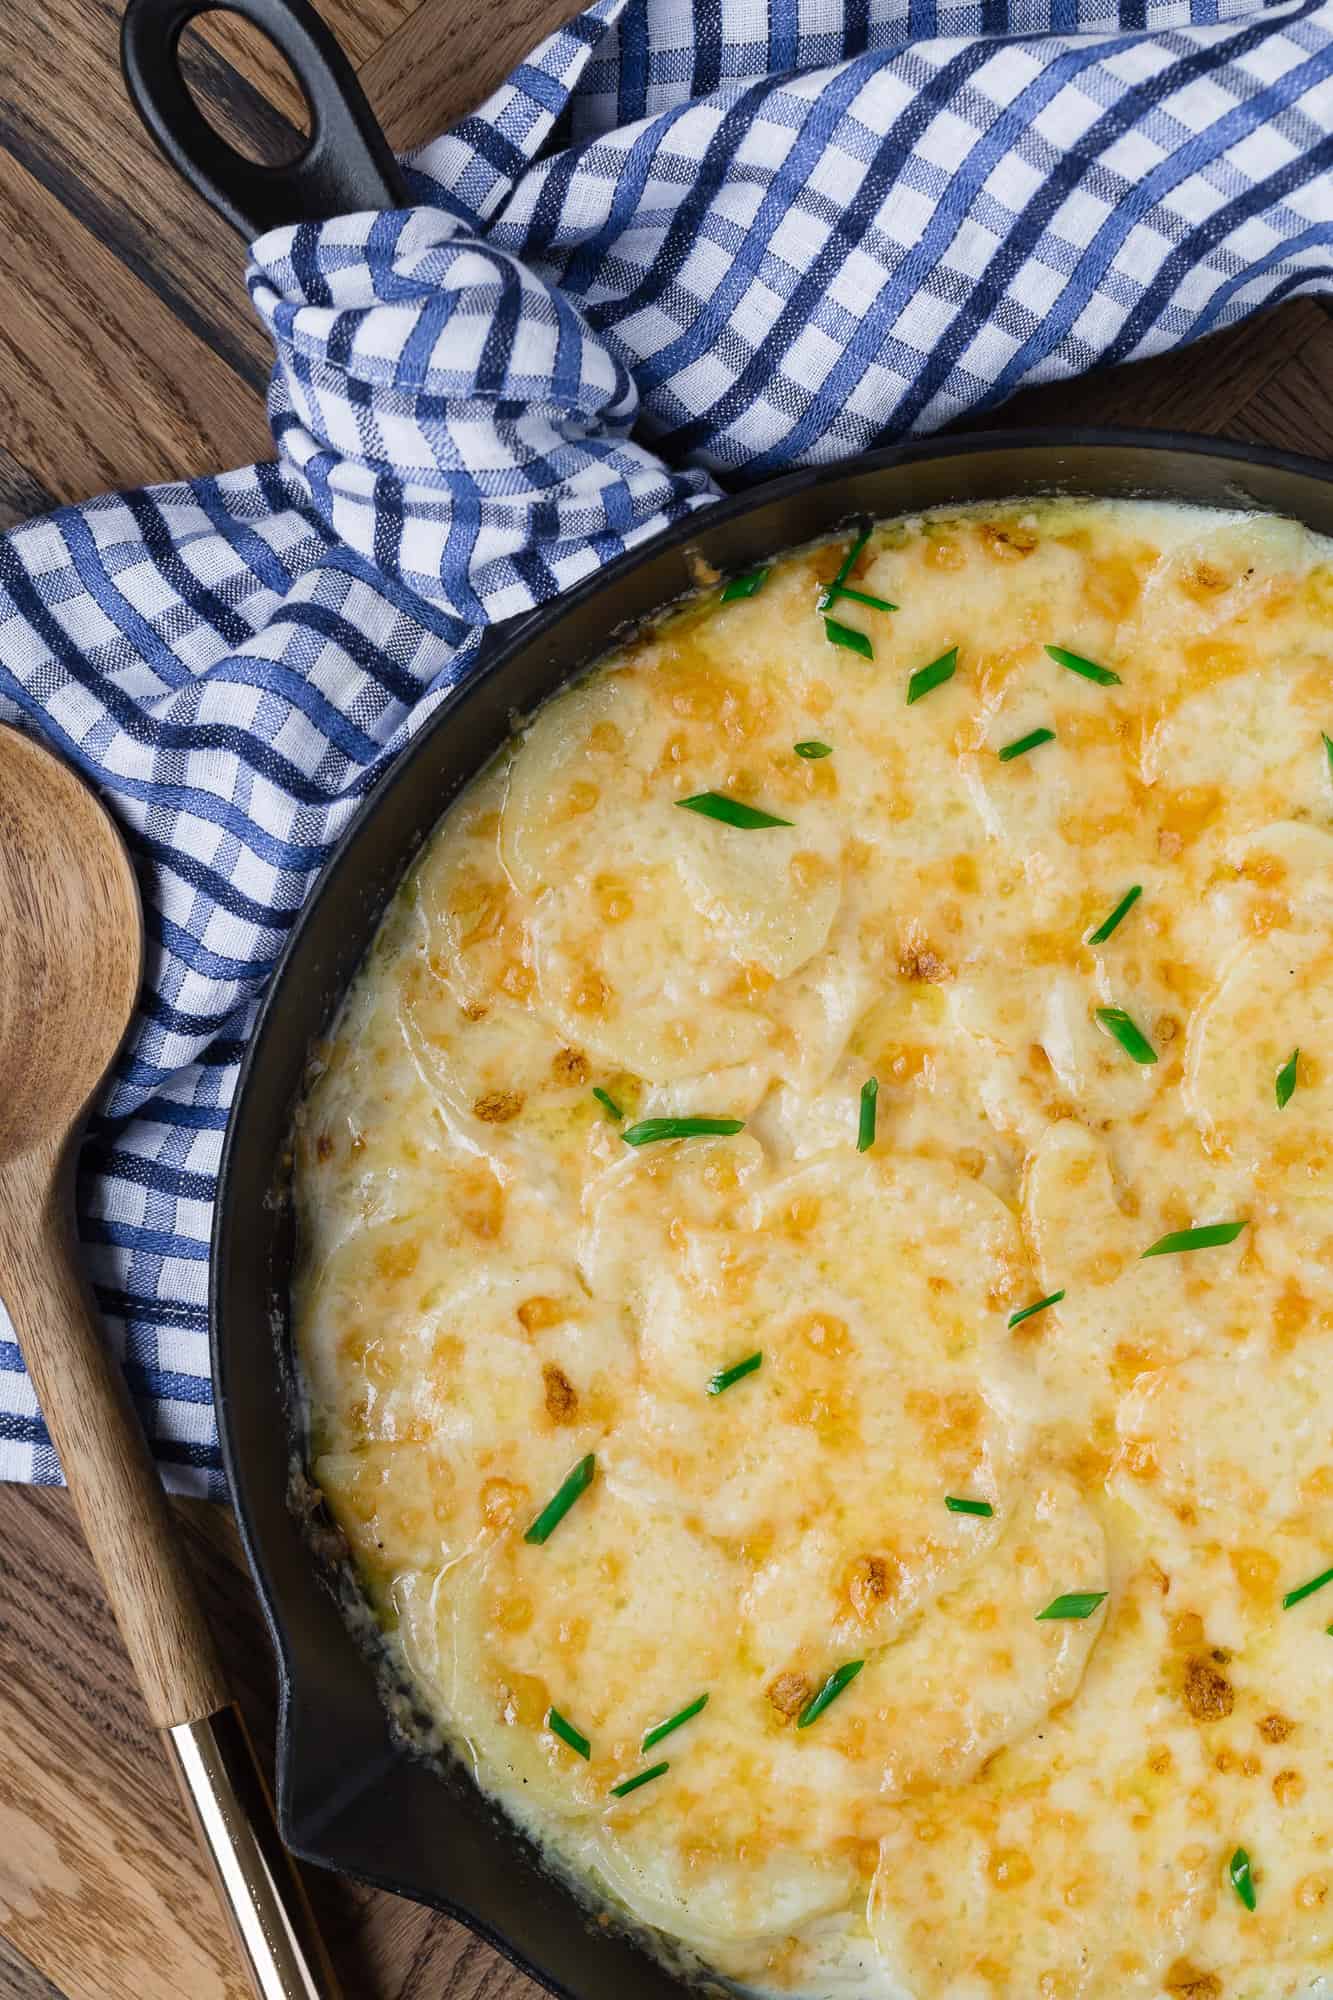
[293,500,1333,2000]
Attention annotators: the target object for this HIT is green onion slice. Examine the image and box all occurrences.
[708,1351,762,1396]
[945,1496,994,1517]
[794,740,833,759]
[824,617,874,659]
[1036,1591,1108,1621]
[819,582,897,615]
[720,567,769,602]
[642,1694,709,1753]
[997,727,1055,762]
[1008,1290,1065,1329]
[676,791,793,828]
[1323,730,1333,782]
[592,1086,623,1122]
[622,1116,745,1147]
[610,1761,670,1799]
[547,1707,591,1759]
[1141,1221,1247,1258]
[907,647,958,706]
[1045,643,1121,687]
[1096,1005,1158,1066]
[1282,1563,1333,1609]
[830,528,870,588]
[1086,885,1142,945]
[525,1454,596,1545]
[797,1660,864,1729]
[1276,1048,1299,1110]
[857,1076,879,1154]
[1230,1847,1257,1912]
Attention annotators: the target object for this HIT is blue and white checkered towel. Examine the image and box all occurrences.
[2,0,1331,1495]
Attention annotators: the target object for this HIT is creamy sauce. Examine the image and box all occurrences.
[293,500,1333,2000]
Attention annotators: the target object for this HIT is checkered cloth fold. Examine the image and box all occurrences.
[2,0,1331,1493]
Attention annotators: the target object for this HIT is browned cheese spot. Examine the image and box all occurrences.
[1164,1962,1222,2000]
[543,1364,579,1425]
[1183,1654,1235,1723]
[846,1553,896,1621]
[979,521,1038,560]
[517,1295,566,1335]
[899,945,952,983]
[474,1089,525,1124]
[1274,1769,1305,1806]
[552,1048,590,1086]
[767,1672,811,1721]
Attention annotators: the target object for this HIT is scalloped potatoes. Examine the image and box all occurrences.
[293,500,1333,2000]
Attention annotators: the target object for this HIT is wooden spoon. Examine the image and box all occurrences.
[0,722,340,2000]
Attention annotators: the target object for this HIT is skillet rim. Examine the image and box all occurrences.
[211,421,1333,1997]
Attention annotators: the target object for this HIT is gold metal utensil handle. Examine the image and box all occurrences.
[169,1707,342,2000]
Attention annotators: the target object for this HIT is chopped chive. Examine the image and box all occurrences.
[857,1076,878,1154]
[819,583,897,615]
[1323,731,1333,783]
[1036,1590,1108,1621]
[907,647,958,706]
[1045,644,1121,687]
[797,1660,864,1729]
[622,1116,745,1147]
[720,567,769,602]
[830,528,870,588]
[824,617,874,660]
[547,1707,591,1759]
[1008,1289,1065,1329]
[1096,1005,1157,1066]
[1229,1847,1257,1912]
[524,1454,596,1545]
[1275,1048,1299,1110]
[997,727,1055,762]
[1086,885,1142,945]
[1281,1563,1333,1610]
[794,740,833,759]
[1326,1623,1333,1636]
[945,1496,994,1517]
[676,791,793,829]
[1141,1221,1247,1259]
[642,1694,709,1753]
[592,1086,623,1122]
[708,1351,762,1396]
[610,1761,670,1799]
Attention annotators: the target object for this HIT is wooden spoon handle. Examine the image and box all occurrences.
[0,1138,229,1727]
[2,1139,344,1997]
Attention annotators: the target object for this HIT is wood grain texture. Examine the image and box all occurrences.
[0,1936,67,2000]
[0,0,1331,1992]
[364,0,584,150]
[0,155,270,508]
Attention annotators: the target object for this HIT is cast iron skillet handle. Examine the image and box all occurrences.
[121,0,409,239]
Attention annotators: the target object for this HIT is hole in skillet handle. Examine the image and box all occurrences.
[120,0,409,240]
[178,12,313,172]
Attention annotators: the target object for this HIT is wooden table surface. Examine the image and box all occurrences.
[1,2,1330,1994]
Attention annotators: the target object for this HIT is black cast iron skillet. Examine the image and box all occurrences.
[121,2,1333,1994]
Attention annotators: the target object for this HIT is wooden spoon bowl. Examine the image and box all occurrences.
[0,724,143,1162]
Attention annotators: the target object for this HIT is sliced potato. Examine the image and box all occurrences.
[809,1475,1106,1799]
